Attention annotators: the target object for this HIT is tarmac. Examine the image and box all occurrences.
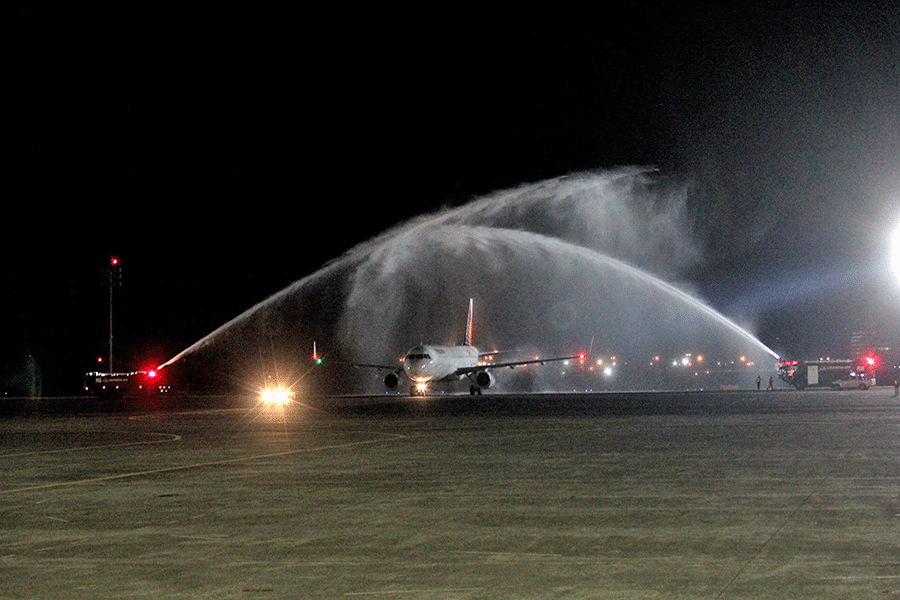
[1,389,899,599]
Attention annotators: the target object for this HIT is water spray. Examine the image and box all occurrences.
[158,169,780,391]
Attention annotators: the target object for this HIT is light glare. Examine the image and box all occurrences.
[891,223,900,284]
[260,386,293,405]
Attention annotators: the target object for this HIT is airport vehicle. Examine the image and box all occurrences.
[777,358,874,390]
[83,369,167,397]
[830,372,876,390]
[351,299,581,395]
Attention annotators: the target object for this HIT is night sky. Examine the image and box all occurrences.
[7,3,900,394]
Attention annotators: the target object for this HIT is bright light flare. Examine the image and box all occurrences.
[415,382,428,395]
[260,386,294,405]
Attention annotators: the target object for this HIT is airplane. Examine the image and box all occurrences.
[344,299,583,396]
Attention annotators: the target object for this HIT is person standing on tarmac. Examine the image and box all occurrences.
[894,379,899,397]
[756,375,761,390]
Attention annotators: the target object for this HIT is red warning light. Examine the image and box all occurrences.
[147,370,157,378]
[111,257,119,266]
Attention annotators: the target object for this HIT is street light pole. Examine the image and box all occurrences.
[105,257,122,372]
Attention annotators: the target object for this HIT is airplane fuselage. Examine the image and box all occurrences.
[403,344,479,383]
[350,299,577,395]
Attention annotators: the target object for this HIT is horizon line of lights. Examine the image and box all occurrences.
[566,353,762,368]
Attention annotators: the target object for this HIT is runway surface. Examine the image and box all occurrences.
[1,390,899,599]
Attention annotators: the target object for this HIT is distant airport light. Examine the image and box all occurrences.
[147,370,157,378]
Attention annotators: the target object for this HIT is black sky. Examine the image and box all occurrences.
[7,3,900,393]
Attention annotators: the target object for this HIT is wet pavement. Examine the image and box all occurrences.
[1,390,899,599]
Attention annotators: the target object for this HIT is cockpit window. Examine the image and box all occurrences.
[407,353,431,360]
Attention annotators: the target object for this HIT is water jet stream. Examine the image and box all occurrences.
[159,170,779,391]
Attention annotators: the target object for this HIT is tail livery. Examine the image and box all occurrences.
[465,298,474,347]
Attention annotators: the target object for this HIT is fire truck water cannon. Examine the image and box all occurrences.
[778,357,878,391]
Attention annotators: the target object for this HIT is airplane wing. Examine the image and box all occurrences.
[352,362,402,371]
[312,343,401,372]
[453,354,583,377]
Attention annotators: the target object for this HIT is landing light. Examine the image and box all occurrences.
[260,386,294,405]
[416,382,428,395]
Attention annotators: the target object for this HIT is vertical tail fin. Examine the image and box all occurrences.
[465,298,474,346]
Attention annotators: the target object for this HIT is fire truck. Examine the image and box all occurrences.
[83,369,168,397]
[777,357,876,390]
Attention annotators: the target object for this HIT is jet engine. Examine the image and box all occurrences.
[474,370,495,389]
[383,372,400,390]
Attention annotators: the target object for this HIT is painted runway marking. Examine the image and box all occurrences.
[0,433,408,495]
[0,433,182,458]
[821,575,900,580]
[345,589,483,596]
[712,427,872,599]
